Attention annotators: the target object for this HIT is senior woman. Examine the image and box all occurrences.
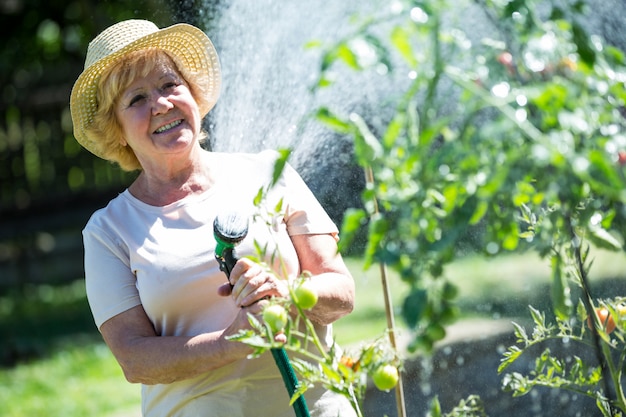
[70,19,356,417]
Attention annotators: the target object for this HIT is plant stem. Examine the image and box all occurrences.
[567,215,626,413]
[348,385,364,417]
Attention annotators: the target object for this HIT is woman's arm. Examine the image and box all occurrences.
[290,233,355,325]
[99,302,264,385]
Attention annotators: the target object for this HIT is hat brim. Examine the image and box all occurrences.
[70,23,221,159]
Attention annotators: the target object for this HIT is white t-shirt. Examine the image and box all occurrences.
[83,150,356,417]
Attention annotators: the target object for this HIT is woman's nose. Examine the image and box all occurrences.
[152,92,174,114]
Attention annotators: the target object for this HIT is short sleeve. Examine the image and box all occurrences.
[83,221,141,329]
[279,162,339,240]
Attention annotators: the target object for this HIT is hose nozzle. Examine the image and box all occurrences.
[213,211,249,285]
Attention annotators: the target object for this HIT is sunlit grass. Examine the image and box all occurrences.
[0,339,140,417]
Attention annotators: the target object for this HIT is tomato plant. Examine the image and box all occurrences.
[310,0,626,415]
[262,304,288,333]
[587,305,626,334]
[293,281,318,310]
[227,179,403,417]
[588,308,616,334]
[371,364,399,392]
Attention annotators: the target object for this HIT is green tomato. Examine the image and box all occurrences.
[372,364,399,392]
[262,305,288,333]
[294,281,318,310]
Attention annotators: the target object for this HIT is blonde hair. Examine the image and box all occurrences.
[85,49,211,171]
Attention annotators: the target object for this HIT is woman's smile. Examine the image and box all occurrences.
[154,119,183,134]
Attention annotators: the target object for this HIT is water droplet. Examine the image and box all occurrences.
[486,242,499,254]
[410,7,428,23]
[491,82,510,98]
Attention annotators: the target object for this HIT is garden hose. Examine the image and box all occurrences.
[213,212,311,417]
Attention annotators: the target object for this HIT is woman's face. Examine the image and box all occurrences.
[115,58,201,168]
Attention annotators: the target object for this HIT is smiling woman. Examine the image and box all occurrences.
[86,49,211,172]
[71,20,219,172]
[68,19,356,417]
[112,54,203,176]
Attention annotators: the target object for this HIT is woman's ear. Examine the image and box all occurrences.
[119,137,128,147]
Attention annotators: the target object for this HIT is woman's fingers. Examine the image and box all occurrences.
[229,258,288,307]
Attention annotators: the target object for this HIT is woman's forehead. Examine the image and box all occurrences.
[125,50,180,76]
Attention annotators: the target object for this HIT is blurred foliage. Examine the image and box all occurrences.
[312,0,626,352]
[313,0,626,414]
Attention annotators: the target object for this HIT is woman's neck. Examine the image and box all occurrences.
[129,149,215,206]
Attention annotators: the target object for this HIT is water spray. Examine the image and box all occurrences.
[213,211,311,417]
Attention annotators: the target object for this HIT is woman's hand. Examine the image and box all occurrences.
[222,298,267,337]
[224,298,288,344]
[99,305,253,385]
[220,257,290,307]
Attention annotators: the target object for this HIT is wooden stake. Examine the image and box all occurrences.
[365,166,407,417]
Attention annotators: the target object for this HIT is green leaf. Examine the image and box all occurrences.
[550,254,572,321]
[254,187,264,206]
[315,107,352,134]
[498,346,523,373]
[289,384,310,406]
[587,226,622,251]
[587,149,624,191]
[596,392,613,417]
[529,305,546,328]
[304,39,323,49]
[364,213,387,269]
[402,288,428,328]
[320,48,337,72]
[336,42,360,69]
[271,149,291,187]
[428,396,442,417]
[273,197,284,214]
[314,75,334,89]
[502,225,520,251]
[320,361,342,384]
[382,112,406,149]
[338,208,367,253]
[390,26,418,68]
[350,112,383,165]
[469,200,489,225]
[572,22,596,67]
[512,322,529,344]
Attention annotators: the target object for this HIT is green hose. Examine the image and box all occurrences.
[213,213,310,417]
[271,347,310,417]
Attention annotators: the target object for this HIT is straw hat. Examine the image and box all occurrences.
[70,19,221,158]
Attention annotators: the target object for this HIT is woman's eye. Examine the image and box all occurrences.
[162,82,179,91]
[129,94,146,106]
